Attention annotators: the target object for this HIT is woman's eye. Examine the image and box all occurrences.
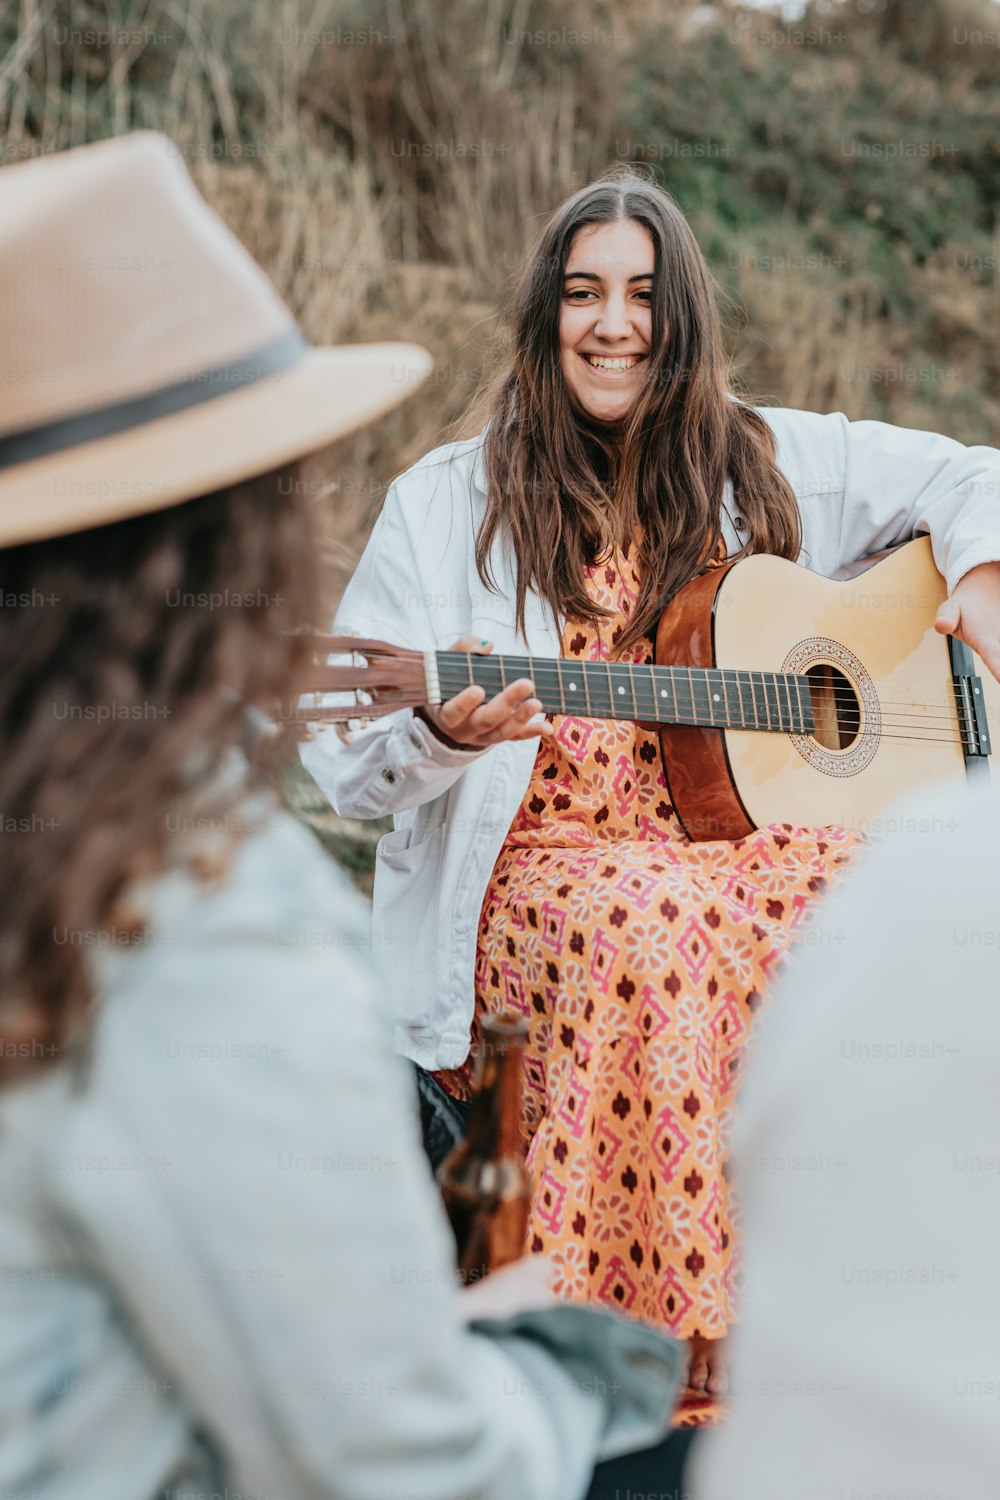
[562,286,653,303]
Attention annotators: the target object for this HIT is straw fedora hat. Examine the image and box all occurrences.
[0,131,431,547]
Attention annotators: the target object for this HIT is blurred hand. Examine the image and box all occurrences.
[457,1253,558,1322]
[420,637,553,749]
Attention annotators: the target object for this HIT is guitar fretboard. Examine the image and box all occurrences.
[436,652,816,734]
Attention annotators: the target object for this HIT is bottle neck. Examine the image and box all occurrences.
[465,1033,524,1159]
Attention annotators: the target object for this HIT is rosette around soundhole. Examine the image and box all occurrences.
[782,637,880,777]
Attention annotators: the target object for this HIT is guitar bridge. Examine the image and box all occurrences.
[949,637,992,767]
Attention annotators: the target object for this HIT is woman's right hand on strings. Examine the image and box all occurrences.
[418,637,553,749]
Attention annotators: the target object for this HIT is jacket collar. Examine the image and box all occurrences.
[469,427,488,498]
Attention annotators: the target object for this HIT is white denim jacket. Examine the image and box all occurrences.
[301,409,1000,1069]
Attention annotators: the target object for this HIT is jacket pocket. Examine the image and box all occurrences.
[371,824,444,1029]
[375,824,416,863]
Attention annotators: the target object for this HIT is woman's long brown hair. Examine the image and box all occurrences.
[477,171,802,653]
[0,464,319,1085]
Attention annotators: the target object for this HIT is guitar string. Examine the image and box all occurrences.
[434,669,978,715]
[432,689,975,747]
[435,666,982,725]
[304,699,974,750]
[320,643,993,716]
[323,651,993,747]
[302,679,983,749]
[435,684,976,725]
[435,657,987,707]
[298,686,975,745]
[435,662,983,707]
[328,644,989,716]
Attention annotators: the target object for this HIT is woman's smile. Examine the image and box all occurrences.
[579,352,647,372]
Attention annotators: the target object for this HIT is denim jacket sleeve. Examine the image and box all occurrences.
[50,812,680,1500]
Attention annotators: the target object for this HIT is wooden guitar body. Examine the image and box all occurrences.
[656,537,1000,839]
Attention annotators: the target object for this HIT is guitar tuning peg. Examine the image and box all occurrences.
[334,717,373,745]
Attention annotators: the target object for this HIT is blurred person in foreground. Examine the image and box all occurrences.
[0,132,691,1500]
[692,773,1000,1497]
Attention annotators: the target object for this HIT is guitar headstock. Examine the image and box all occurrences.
[281,635,429,737]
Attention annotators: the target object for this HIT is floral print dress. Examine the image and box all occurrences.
[437,545,866,1364]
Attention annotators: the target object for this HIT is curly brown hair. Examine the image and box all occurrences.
[0,463,319,1085]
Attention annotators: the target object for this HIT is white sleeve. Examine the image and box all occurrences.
[768,408,1000,592]
[300,479,489,821]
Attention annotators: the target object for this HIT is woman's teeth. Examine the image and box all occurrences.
[582,354,642,371]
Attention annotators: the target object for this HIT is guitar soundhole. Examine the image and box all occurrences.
[804,663,860,751]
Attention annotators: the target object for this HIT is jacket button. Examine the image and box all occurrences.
[734,516,746,529]
[409,733,422,751]
[381,768,396,784]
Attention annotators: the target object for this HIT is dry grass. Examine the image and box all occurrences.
[4,0,994,507]
[2,0,996,878]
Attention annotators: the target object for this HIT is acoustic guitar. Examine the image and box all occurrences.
[292,536,998,841]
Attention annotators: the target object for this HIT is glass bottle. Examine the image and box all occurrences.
[439,1011,532,1284]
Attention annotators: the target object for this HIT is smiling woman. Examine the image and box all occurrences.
[303,167,1000,1417]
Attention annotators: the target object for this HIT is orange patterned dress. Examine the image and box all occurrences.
[438,547,866,1353]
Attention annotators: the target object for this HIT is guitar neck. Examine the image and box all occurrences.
[436,651,816,735]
